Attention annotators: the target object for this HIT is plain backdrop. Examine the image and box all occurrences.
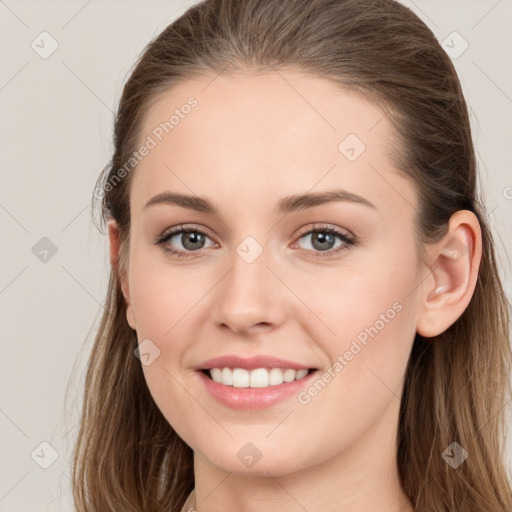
[1,1,511,510]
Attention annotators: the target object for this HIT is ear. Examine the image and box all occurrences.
[416,210,482,338]
[107,219,136,330]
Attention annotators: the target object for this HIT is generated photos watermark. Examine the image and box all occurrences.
[297,301,403,405]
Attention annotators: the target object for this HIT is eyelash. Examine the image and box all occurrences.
[154,223,357,260]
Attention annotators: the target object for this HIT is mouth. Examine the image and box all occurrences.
[199,367,319,388]
[196,366,320,409]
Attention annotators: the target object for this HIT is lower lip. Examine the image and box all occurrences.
[196,370,319,410]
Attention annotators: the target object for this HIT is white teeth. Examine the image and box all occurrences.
[210,368,222,383]
[233,368,250,387]
[221,367,232,385]
[208,367,310,387]
[283,368,296,382]
[249,368,268,388]
[269,368,284,386]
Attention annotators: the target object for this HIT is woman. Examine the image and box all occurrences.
[72,0,512,510]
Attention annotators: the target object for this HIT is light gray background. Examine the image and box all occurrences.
[1,1,511,510]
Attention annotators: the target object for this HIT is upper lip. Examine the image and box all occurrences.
[195,355,317,371]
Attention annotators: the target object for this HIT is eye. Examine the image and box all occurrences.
[293,224,356,259]
[155,224,216,258]
[154,223,357,260]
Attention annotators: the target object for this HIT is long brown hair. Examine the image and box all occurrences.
[72,0,512,510]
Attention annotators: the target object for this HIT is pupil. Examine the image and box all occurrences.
[313,232,334,251]
[183,232,204,250]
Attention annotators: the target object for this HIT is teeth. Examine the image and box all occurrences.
[208,367,310,387]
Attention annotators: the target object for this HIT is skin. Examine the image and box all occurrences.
[108,69,482,512]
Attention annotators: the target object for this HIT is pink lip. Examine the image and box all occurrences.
[195,354,315,371]
[196,368,319,410]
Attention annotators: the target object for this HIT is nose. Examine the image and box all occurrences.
[212,242,287,336]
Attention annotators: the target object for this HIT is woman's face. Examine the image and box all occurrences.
[116,70,425,476]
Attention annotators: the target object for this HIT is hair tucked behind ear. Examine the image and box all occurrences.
[72,0,512,510]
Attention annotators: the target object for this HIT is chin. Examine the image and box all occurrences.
[198,443,309,477]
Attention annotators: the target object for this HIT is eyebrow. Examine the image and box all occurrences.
[143,188,376,215]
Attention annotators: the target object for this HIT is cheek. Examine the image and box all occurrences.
[129,260,202,436]
[128,252,202,339]
[288,263,417,456]
[300,249,418,388]
[128,259,196,396]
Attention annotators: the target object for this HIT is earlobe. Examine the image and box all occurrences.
[416,210,482,338]
[107,219,137,330]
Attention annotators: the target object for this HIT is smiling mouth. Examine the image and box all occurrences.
[200,367,318,388]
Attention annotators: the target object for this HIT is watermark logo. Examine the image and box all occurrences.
[134,338,161,366]
[441,442,468,468]
[338,133,366,161]
[441,31,469,60]
[236,236,264,264]
[32,237,58,263]
[237,442,263,468]
[31,441,59,469]
[31,31,59,59]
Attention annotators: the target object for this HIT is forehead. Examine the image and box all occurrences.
[139,69,391,150]
[131,69,414,216]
